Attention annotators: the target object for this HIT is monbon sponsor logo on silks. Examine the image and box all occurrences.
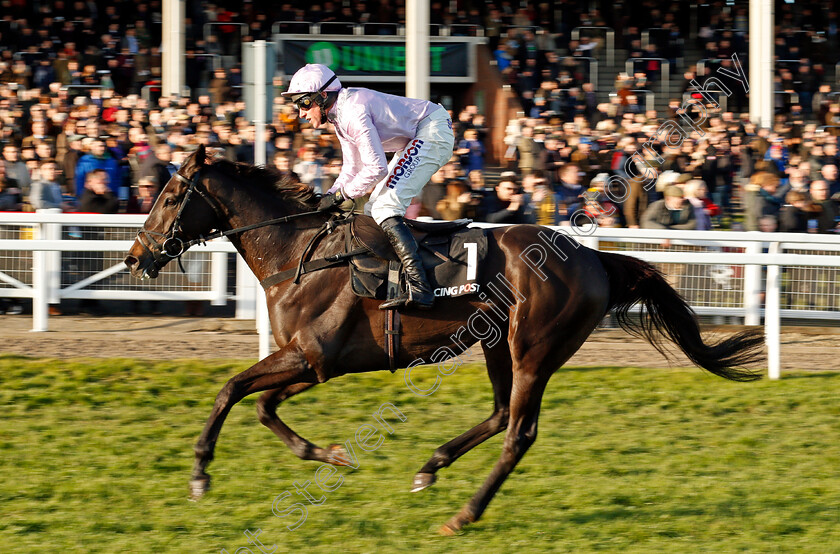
[434,283,480,297]
[385,139,424,189]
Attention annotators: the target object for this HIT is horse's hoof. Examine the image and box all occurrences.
[439,521,461,536]
[327,443,350,466]
[188,477,210,501]
[439,511,474,535]
[410,472,436,493]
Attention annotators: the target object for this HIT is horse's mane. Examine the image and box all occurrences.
[209,158,319,209]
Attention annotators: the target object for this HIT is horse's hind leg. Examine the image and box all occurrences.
[440,370,550,535]
[256,385,348,464]
[411,340,512,492]
[190,340,318,500]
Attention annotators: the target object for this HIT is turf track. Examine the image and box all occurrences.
[1,355,838,553]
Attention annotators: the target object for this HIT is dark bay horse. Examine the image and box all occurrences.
[124,145,763,534]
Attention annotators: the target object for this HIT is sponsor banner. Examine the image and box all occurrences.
[282,40,470,78]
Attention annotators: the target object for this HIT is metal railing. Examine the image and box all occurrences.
[363,22,400,36]
[571,26,614,67]
[13,51,44,64]
[690,3,713,40]
[315,21,356,35]
[714,27,746,39]
[632,89,655,112]
[203,22,249,44]
[625,58,670,98]
[270,20,485,37]
[140,84,191,103]
[60,84,104,96]
[696,58,723,77]
[774,91,800,112]
[447,24,483,37]
[191,53,223,71]
[775,59,804,69]
[557,56,598,90]
[505,25,540,36]
[271,21,312,35]
[609,89,655,112]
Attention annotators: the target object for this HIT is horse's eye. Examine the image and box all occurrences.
[164,197,177,207]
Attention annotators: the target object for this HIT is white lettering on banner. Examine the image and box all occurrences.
[433,283,480,297]
[464,242,478,281]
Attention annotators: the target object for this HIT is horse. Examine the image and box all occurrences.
[124,144,764,534]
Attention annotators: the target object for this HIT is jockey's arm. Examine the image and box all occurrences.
[331,111,388,199]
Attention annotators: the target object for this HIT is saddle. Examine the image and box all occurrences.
[346,215,485,301]
[351,215,472,261]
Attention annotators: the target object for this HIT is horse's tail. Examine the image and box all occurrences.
[595,249,764,381]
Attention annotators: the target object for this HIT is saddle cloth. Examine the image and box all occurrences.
[348,215,488,300]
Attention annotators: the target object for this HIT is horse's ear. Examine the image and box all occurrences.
[194,143,206,166]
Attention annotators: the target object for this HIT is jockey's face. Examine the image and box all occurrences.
[299,103,325,129]
[297,92,327,129]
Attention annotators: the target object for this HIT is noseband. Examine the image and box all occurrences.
[136,167,223,272]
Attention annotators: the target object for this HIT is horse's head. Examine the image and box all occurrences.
[124,144,222,279]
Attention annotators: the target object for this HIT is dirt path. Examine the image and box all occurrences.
[1,315,837,373]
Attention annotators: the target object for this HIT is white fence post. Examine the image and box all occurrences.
[31,221,48,332]
[210,251,228,306]
[41,209,62,306]
[235,254,257,319]
[256,288,271,360]
[743,241,762,325]
[765,241,781,379]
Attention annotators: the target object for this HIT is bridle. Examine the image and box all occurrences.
[135,167,223,273]
[135,165,335,274]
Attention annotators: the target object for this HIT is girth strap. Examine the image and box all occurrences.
[259,247,368,289]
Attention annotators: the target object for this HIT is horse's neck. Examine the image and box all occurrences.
[222,203,324,283]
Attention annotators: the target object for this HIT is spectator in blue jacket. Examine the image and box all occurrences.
[455,128,485,174]
[74,138,124,199]
[554,163,584,224]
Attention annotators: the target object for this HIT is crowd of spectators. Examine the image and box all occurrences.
[0,0,838,242]
[0,0,839,318]
[463,0,840,234]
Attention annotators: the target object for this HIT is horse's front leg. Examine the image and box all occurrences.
[256,385,349,464]
[189,340,320,500]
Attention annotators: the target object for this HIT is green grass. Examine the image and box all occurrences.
[1,354,839,553]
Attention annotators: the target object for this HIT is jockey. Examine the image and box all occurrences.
[282,63,454,310]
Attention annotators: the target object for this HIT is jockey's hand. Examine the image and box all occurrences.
[317,190,344,211]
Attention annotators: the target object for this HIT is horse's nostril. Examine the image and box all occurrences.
[124,256,138,268]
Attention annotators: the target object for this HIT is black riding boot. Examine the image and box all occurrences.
[379,216,434,310]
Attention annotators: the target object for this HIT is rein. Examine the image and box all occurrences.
[137,167,334,274]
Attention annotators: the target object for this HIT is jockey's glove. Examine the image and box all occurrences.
[317,190,344,211]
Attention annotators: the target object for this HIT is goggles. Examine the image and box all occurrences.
[290,74,337,110]
[293,94,315,110]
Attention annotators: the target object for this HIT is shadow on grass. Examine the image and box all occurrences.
[558,366,655,373]
[778,372,840,380]
[0,354,38,362]
[565,504,708,525]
